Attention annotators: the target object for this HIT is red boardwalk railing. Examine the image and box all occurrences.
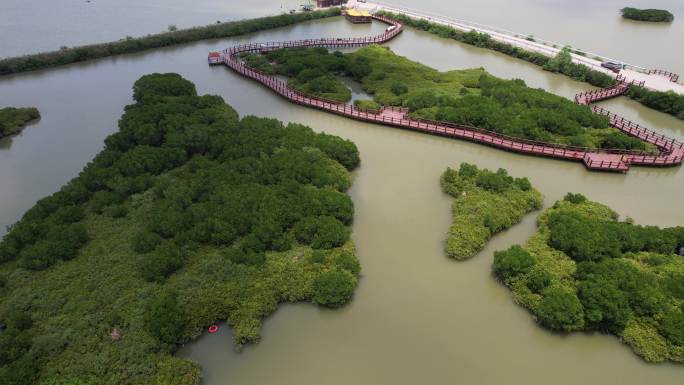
[648,69,680,83]
[210,14,683,173]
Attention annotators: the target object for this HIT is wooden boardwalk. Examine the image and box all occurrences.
[209,15,683,173]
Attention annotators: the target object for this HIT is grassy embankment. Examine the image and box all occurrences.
[0,8,341,76]
[243,45,654,150]
[378,11,684,121]
[621,8,674,22]
[441,163,542,260]
[0,73,362,385]
[0,107,40,138]
[494,194,684,363]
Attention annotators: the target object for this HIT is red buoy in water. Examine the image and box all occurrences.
[208,324,219,333]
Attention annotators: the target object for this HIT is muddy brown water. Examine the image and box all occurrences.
[1,6,683,385]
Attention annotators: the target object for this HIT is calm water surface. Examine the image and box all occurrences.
[1,5,684,385]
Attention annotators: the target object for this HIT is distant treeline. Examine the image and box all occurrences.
[0,8,341,76]
[621,7,674,22]
[377,11,617,88]
[0,107,40,137]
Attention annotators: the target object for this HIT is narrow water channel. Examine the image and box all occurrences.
[1,13,683,385]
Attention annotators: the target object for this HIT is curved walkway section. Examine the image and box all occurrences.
[210,15,682,173]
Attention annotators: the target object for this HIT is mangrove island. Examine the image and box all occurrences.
[241,45,653,150]
[0,107,40,138]
[0,73,362,385]
[441,163,542,260]
[621,8,674,23]
[493,194,684,363]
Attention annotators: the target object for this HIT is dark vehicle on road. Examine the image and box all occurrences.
[601,61,623,72]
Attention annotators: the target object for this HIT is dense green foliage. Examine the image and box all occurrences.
[378,11,617,88]
[312,269,356,307]
[145,290,185,345]
[243,46,375,102]
[494,194,684,362]
[542,46,621,88]
[0,107,40,137]
[536,285,586,331]
[353,99,381,113]
[241,46,372,103]
[0,73,363,384]
[626,86,684,120]
[0,8,341,76]
[358,46,645,149]
[621,8,674,22]
[493,245,536,281]
[441,163,542,260]
[548,209,680,261]
[246,45,647,149]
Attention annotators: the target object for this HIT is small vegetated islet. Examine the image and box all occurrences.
[621,8,674,22]
[494,193,684,362]
[441,163,542,260]
[0,107,40,138]
[0,73,362,385]
[243,45,651,150]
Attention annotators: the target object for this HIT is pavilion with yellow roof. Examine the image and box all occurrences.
[345,9,372,23]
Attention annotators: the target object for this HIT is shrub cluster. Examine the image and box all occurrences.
[441,163,542,260]
[542,46,617,88]
[294,216,350,250]
[0,8,341,76]
[313,269,356,307]
[0,73,362,384]
[0,312,36,384]
[243,47,375,102]
[493,195,684,362]
[353,99,381,113]
[626,86,684,120]
[548,210,680,262]
[0,194,90,270]
[493,245,536,281]
[427,73,633,148]
[145,290,185,345]
[0,107,40,137]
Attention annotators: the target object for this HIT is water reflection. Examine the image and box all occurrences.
[338,76,372,102]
